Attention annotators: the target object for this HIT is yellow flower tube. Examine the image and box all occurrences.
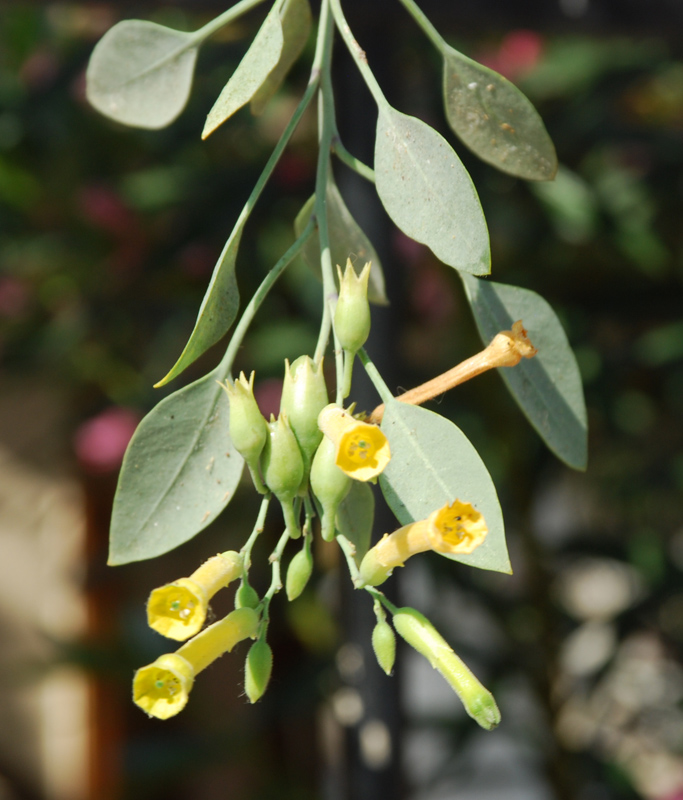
[317,404,390,482]
[359,500,487,586]
[147,551,243,641]
[133,607,259,719]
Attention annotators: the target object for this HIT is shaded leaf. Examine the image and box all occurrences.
[294,180,388,304]
[86,20,198,129]
[336,481,375,565]
[443,47,557,181]
[203,5,283,139]
[461,274,587,470]
[379,401,510,574]
[109,368,244,565]
[156,223,243,386]
[374,104,490,275]
[251,0,312,115]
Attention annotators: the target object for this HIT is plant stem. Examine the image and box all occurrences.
[263,528,292,606]
[331,136,376,183]
[365,586,399,615]
[217,218,315,379]
[357,347,394,406]
[395,0,446,52]
[336,533,362,585]
[314,0,345,402]
[192,0,270,44]
[241,494,272,571]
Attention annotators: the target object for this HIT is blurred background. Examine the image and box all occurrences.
[1,1,682,798]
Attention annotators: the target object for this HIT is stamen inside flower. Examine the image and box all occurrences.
[429,501,487,554]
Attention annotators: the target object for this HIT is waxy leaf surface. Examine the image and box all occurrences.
[294,181,388,304]
[251,0,312,115]
[109,368,244,565]
[374,104,490,275]
[443,47,557,181]
[336,481,375,565]
[379,401,510,574]
[462,275,587,470]
[156,224,243,385]
[203,6,283,138]
[86,20,198,129]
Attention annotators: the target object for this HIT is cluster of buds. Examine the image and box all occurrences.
[132,255,536,728]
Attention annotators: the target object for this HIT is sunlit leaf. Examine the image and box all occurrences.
[294,180,388,304]
[203,5,283,139]
[379,401,510,574]
[251,0,312,115]
[374,103,490,275]
[336,481,375,565]
[109,368,244,565]
[86,20,198,129]
[442,47,557,181]
[156,223,244,386]
[461,275,587,470]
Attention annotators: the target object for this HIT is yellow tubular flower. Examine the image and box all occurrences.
[317,404,390,482]
[147,551,243,641]
[133,607,259,720]
[133,653,195,720]
[359,500,487,586]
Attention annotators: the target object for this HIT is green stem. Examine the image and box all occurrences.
[263,528,292,609]
[329,0,386,107]
[191,0,271,45]
[395,0,446,52]
[365,586,399,615]
[336,533,362,585]
[217,218,315,379]
[358,347,394,405]
[331,136,376,183]
[314,0,345,403]
[241,495,272,571]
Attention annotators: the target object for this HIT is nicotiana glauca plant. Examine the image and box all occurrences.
[86,0,587,728]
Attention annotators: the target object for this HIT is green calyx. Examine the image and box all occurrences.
[310,436,352,541]
[262,413,304,537]
[245,638,273,704]
[286,541,313,601]
[220,372,268,492]
[280,355,328,483]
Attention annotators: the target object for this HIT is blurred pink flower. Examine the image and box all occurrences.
[254,378,284,421]
[74,407,141,474]
[478,30,544,81]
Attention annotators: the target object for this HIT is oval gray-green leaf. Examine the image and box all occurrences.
[461,274,587,470]
[203,5,283,139]
[379,401,510,574]
[109,368,244,565]
[156,223,243,386]
[294,181,388,305]
[86,20,198,129]
[374,104,490,275]
[336,480,375,564]
[251,0,312,116]
[443,47,557,181]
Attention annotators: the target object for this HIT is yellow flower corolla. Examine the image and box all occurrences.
[317,404,390,482]
[133,653,195,720]
[359,500,487,586]
[147,552,242,641]
[133,607,259,719]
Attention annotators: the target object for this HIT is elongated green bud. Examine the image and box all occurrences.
[372,619,396,676]
[280,356,328,485]
[310,436,352,541]
[286,544,313,601]
[393,607,500,731]
[235,581,260,610]
[245,638,273,703]
[262,413,305,538]
[220,372,268,493]
[335,260,371,397]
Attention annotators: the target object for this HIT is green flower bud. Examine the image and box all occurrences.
[310,436,352,541]
[235,581,260,610]
[335,259,371,354]
[220,372,268,493]
[262,413,304,538]
[392,607,501,731]
[280,356,328,484]
[245,638,273,703]
[372,619,396,676]
[286,543,313,601]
